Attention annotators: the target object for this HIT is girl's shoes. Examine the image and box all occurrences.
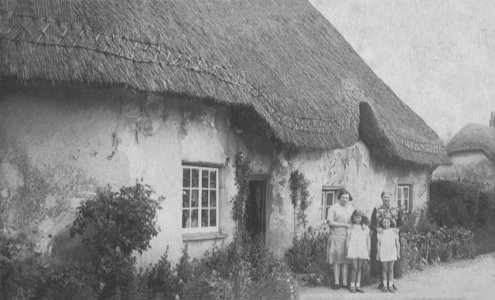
[350,286,356,293]
[355,288,365,293]
[388,287,396,293]
[381,286,388,292]
[332,284,340,290]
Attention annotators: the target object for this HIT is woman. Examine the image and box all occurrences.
[370,191,403,290]
[326,188,355,290]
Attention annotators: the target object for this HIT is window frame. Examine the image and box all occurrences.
[397,184,412,213]
[182,165,219,234]
[321,186,342,221]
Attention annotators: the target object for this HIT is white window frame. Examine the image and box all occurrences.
[321,188,338,221]
[397,184,411,213]
[182,165,219,233]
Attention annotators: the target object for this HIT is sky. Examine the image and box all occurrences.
[310,0,495,143]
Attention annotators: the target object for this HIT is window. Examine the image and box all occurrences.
[182,166,218,232]
[397,185,411,213]
[321,189,337,221]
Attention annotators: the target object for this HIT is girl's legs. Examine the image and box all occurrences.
[381,262,388,291]
[387,261,395,291]
[350,259,358,291]
[356,259,362,289]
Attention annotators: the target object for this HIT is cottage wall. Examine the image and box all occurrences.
[266,143,430,256]
[433,151,495,192]
[0,85,431,265]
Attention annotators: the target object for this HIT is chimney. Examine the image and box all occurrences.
[491,112,495,128]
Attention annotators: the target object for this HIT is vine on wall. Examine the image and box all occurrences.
[231,152,251,236]
[289,170,311,231]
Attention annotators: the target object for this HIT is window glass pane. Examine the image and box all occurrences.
[182,210,190,228]
[326,193,334,206]
[210,210,217,227]
[398,188,402,199]
[202,170,209,188]
[191,190,199,207]
[404,187,409,199]
[201,209,209,227]
[191,209,198,228]
[210,190,216,207]
[201,190,208,207]
[192,169,199,187]
[325,207,330,220]
[182,190,190,208]
[210,171,217,188]
[183,169,190,187]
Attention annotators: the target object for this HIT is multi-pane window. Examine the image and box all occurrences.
[182,166,218,232]
[321,190,336,221]
[397,185,411,213]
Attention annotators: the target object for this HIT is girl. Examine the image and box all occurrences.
[346,209,370,293]
[326,189,354,290]
[377,217,401,293]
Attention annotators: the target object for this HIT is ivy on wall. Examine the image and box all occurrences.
[289,170,310,231]
[231,152,251,236]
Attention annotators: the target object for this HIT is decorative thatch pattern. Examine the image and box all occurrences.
[447,124,495,165]
[0,0,448,165]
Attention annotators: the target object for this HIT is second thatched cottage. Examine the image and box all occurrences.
[0,0,448,264]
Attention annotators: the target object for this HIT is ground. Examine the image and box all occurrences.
[299,252,495,300]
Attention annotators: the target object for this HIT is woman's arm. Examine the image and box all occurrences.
[366,228,371,256]
[326,207,350,228]
[395,234,401,258]
[369,208,377,232]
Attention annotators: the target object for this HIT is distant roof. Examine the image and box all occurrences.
[0,0,448,165]
[447,123,495,164]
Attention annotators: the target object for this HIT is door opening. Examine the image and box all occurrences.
[245,180,266,239]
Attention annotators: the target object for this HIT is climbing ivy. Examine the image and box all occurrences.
[231,152,251,235]
[289,170,311,230]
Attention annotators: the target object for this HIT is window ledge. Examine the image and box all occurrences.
[182,232,227,242]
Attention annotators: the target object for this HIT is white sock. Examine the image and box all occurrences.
[356,282,361,288]
[389,280,394,287]
[351,282,355,288]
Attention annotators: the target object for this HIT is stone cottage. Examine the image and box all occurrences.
[433,113,495,192]
[0,0,448,264]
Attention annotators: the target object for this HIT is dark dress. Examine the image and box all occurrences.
[369,205,403,279]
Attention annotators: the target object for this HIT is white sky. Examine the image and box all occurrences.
[310,0,495,142]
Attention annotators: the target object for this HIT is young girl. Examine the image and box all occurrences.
[377,217,400,293]
[346,209,370,293]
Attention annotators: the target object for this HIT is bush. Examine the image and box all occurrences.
[477,192,495,227]
[40,262,98,300]
[429,180,480,227]
[143,247,180,300]
[70,181,163,299]
[285,226,327,274]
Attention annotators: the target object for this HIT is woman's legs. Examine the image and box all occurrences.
[341,263,348,287]
[333,263,341,286]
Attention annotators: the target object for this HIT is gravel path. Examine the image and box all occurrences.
[299,253,495,300]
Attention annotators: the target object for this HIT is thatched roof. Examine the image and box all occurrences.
[447,124,495,165]
[0,0,448,165]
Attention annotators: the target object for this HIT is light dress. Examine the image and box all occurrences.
[346,225,370,260]
[326,203,354,264]
[377,228,398,262]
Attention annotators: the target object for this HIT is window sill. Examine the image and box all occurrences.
[182,232,227,242]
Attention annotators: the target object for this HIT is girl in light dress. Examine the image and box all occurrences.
[346,209,370,293]
[377,217,401,293]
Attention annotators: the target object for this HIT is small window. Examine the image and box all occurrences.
[182,166,219,233]
[397,185,411,213]
[321,189,337,221]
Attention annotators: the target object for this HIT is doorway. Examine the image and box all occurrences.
[245,179,267,239]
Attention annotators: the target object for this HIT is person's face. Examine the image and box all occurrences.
[354,215,362,224]
[382,218,391,228]
[339,193,350,206]
[382,193,391,207]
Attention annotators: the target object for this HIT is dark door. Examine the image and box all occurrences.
[245,180,266,239]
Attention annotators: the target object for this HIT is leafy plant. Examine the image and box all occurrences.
[289,170,311,230]
[70,181,163,299]
[231,152,251,235]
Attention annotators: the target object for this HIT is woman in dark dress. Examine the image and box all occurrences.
[370,191,402,290]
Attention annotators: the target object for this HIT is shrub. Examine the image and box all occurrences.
[477,192,495,227]
[70,181,163,299]
[285,227,327,274]
[429,180,480,227]
[40,262,98,300]
[144,247,180,300]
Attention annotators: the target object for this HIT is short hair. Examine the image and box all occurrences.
[337,188,352,201]
[381,191,392,198]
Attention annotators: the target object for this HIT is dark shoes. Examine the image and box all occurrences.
[355,287,365,293]
[388,287,396,293]
[332,284,340,290]
[378,282,383,289]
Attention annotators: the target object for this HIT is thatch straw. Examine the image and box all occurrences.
[447,123,495,165]
[0,0,448,165]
